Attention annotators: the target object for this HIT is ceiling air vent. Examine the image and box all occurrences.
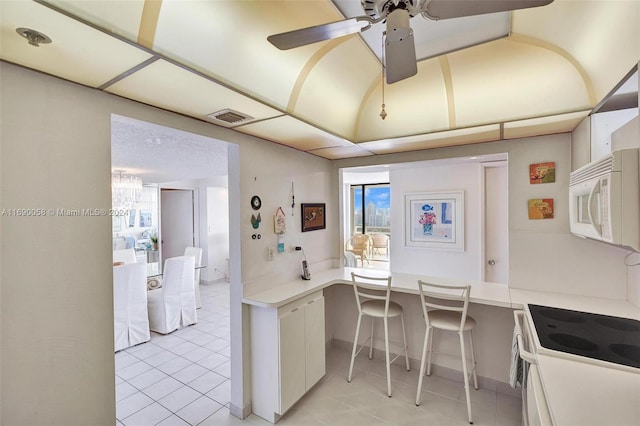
[206,109,253,127]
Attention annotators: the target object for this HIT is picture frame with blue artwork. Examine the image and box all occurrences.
[404,191,464,251]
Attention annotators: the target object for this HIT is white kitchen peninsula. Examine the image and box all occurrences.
[243,266,512,423]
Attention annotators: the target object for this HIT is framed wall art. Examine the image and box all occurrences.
[301,203,325,232]
[405,191,464,250]
[529,162,555,184]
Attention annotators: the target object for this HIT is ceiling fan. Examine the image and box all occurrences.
[268,0,554,84]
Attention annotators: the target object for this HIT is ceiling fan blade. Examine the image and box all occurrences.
[424,0,554,20]
[268,16,375,50]
[384,9,418,84]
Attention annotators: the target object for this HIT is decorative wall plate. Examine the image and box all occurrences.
[251,195,262,210]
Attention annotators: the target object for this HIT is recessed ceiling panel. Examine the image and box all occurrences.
[359,124,500,154]
[356,58,450,141]
[46,0,145,43]
[293,37,379,140]
[238,116,353,152]
[448,39,591,127]
[153,0,348,110]
[309,145,374,160]
[105,59,281,123]
[0,1,152,88]
[503,110,590,140]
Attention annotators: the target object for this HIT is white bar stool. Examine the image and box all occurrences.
[415,280,478,424]
[347,272,410,397]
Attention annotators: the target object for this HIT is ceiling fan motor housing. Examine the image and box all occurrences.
[361,0,422,20]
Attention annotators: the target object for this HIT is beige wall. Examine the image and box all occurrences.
[0,61,337,424]
[335,135,629,299]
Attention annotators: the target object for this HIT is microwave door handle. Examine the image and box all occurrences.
[587,179,603,236]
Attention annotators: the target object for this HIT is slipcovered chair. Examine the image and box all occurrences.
[346,234,370,267]
[113,262,150,351]
[344,251,358,267]
[147,256,196,334]
[113,248,137,265]
[184,246,203,309]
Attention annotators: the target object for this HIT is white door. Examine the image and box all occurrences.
[161,189,194,261]
[484,164,509,283]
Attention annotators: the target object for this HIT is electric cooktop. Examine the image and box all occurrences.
[528,304,640,369]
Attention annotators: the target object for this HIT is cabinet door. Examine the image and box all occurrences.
[304,296,326,390]
[278,306,306,414]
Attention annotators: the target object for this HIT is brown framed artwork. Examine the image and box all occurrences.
[301,203,326,232]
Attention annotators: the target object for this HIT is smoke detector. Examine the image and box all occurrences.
[206,109,254,127]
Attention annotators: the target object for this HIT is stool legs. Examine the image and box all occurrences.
[384,316,392,397]
[400,313,410,371]
[459,331,473,424]
[469,330,479,390]
[347,312,363,383]
[415,324,432,405]
[369,316,375,359]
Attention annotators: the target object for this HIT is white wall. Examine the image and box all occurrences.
[390,162,483,280]
[0,61,337,424]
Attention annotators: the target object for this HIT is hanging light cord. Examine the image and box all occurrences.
[380,32,387,120]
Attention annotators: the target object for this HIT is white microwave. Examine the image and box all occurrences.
[569,148,639,252]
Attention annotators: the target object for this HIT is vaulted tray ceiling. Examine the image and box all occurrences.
[1,0,637,159]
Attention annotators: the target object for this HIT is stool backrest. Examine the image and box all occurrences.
[417,280,471,331]
[351,272,392,315]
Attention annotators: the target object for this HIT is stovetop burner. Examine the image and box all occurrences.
[528,304,640,369]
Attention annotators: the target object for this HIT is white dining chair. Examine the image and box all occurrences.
[415,280,478,424]
[347,272,410,397]
[184,246,203,309]
[147,256,196,334]
[113,262,150,351]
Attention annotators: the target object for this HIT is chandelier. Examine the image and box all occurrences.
[112,170,142,209]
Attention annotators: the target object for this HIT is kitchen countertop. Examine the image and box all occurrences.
[242,266,512,308]
[536,354,640,425]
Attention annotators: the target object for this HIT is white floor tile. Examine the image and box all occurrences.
[181,346,214,363]
[116,392,154,421]
[121,402,172,426]
[128,367,168,390]
[142,376,184,401]
[188,370,227,394]
[156,356,192,375]
[196,352,228,370]
[158,385,201,412]
[172,362,208,384]
[205,380,231,406]
[175,395,223,426]
[155,414,190,426]
[117,361,154,381]
[116,381,139,402]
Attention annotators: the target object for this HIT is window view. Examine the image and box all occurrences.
[349,183,390,269]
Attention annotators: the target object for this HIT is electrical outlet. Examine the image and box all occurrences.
[267,246,274,261]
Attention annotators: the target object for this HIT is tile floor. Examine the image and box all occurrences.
[116,281,522,426]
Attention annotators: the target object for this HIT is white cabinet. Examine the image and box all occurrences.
[250,291,325,423]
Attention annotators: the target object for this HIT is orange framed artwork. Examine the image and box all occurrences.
[528,199,554,219]
[529,162,555,184]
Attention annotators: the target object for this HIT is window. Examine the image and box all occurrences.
[350,183,390,235]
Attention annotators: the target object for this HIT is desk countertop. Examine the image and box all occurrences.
[242,267,512,309]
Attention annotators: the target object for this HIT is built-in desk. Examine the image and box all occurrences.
[243,267,512,309]
[243,267,512,423]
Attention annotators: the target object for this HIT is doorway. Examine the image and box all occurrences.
[160,188,196,262]
[483,161,509,283]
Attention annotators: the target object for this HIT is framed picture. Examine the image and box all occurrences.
[301,203,326,232]
[529,162,555,184]
[405,191,464,250]
[528,198,554,219]
[139,210,152,227]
